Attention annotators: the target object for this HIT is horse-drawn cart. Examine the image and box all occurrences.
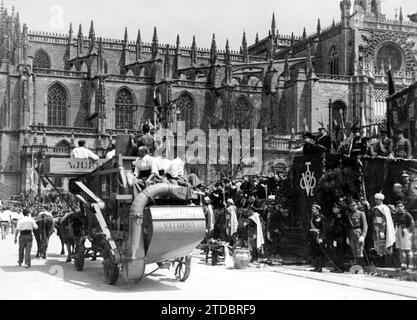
[43,155,206,285]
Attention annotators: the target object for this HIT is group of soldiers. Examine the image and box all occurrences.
[309,192,416,273]
[302,126,412,159]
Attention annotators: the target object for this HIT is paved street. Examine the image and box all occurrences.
[1,232,417,300]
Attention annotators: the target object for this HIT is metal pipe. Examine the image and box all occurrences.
[125,183,192,281]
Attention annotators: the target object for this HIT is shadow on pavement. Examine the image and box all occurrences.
[0,253,180,293]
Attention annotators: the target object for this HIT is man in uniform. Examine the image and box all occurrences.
[370,129,393,158]
[399,171,411,201]
[346,199,368,266]
[14,209,38,268]
[395,200,415,270]
[393,129,412,159]
[309,204,326,272]
[302,132,326,156]
[348,127,368,157]
[327,203,347,271]
[317,127,332,153]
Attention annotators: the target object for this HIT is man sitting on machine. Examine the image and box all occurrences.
[133,146,161,196]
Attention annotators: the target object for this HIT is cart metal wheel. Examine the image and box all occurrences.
[74,242,85,271]
[102,246,119,285]
[174,256,191,282]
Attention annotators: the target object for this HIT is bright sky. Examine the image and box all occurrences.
[6,0,417,49]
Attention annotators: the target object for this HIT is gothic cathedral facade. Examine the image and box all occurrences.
[0,0,416,198]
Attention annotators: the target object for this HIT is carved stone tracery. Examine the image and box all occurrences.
[361,31,417,73]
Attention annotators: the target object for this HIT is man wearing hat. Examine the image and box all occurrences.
[346,199,368,265]
[370,129,393,158]
[317,127,332,153]
[327,202,348,271]
[348,127,368,157]
[393,129,412,159]
[401,171,410,195]
[371,193,396,260]
[302,132,326,156]
[309,203,326,272]
[394,200,415,270]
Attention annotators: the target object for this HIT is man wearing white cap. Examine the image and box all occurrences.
[372,193,396,260]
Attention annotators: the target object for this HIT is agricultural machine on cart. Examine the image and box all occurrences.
[43,155,206,285]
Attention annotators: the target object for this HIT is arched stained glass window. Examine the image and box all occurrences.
[115,88,135,129]
[176,92,195,132]
[47,83,67,126]
[33,49,51,69]
[329,46,339,75]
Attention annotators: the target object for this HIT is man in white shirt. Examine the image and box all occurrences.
[0,207,12,239]
[106,144,116,160]
[71,140,99,161]
[155,149,171,177]
[10,208,23,235]
[165,157,185,184]
[14,209,38,268]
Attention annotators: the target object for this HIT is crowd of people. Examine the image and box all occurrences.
[309,192,416,273]
[197,175,289,263]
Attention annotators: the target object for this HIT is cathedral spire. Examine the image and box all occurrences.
[151,27,158,58]
[242,31,248,63]
[136,29,142,60]
[89,20,95,39]
[136,28,141,43]
[68,23,73,39]
[317,18,321,34]
[255,32,259,43]
[89,20,96,52]
[123,27,128,45]
[77,24,83,55]
[225,39,231,65]
[175,34,180,52]
[190,35,197,66]
[210,33,217,65]
[271,12,276,39]
[399,7,403,23]
[302,27,307,39]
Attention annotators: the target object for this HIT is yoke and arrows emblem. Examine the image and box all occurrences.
[300,162,316,197]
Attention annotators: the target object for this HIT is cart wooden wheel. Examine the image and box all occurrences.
[174,256,191,282]
[74,242,85,271]
[102,246,119,285]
